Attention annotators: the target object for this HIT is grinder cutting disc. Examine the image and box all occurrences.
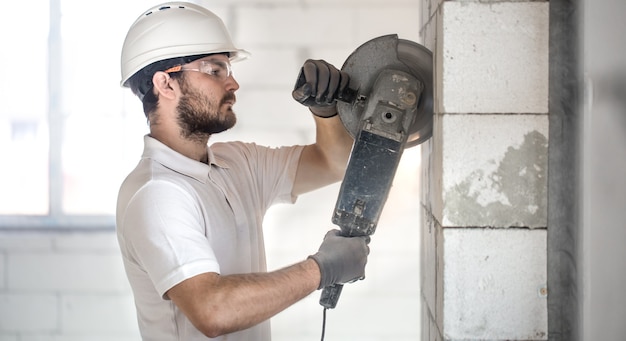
[337,34,434,147]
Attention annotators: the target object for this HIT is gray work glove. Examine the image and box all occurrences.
[292,59,351,118]
[309,229,370,290]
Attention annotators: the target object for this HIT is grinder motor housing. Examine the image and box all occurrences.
[320,34,434,309]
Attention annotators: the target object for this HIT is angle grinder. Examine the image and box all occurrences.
[296,34,434,309]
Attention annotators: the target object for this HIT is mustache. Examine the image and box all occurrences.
[220,92,236,106]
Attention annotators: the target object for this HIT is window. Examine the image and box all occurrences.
[0,0,158,229]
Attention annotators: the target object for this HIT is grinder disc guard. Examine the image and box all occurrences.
[337,34,434,147]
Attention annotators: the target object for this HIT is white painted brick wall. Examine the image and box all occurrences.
[0,1,424,340]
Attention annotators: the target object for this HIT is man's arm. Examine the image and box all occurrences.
[166,229,369,338]
[167,259,319,338]
[293,114,353,196]
[291,59,354,196]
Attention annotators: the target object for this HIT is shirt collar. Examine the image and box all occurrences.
[142,135,229,183]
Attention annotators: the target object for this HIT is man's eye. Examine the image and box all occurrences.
[213,68,225,77]
[200,61,231,78]
[213,63,227,76]
[203,64,219,75]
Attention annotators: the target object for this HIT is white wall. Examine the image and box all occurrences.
[0,1,424,340]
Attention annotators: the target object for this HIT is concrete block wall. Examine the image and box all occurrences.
[1,0,424,340]
[420,0,549,340]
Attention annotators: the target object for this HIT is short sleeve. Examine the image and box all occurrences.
[120,180,220,298]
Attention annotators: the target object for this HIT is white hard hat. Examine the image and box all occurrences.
[120,2,249,88]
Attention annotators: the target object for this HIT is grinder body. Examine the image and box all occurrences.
[319,35,434,309]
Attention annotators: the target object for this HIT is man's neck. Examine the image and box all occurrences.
[150,129,210,164]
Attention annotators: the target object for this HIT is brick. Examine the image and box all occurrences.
[443,228,547,340]
[0,294,57,332]
[60,294,138,333]
[439,1,549,114]
[439,114,549,228]
[8,253,129,292]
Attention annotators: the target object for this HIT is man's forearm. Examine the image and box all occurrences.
[312,114,353,175]
[292,114,353,195]
[167,258,321,338]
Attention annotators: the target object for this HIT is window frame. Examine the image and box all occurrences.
[0,0,116,230]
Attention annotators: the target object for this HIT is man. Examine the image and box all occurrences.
[116,2,370,340]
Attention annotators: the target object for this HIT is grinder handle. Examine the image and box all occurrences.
[293,67,358,105]
[320,283,343,309]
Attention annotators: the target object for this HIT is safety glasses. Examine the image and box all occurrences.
[165,59,233,80]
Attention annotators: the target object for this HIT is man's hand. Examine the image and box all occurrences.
[308,229,370,289]
[292,59,350,118]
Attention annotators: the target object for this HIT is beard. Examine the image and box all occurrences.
[176,81,237,141]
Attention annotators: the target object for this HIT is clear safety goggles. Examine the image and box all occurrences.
[165,59,233,80]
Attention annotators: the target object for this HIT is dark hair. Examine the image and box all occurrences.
[126,54,211,117]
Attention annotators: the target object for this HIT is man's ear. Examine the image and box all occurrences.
[152,71,177,100]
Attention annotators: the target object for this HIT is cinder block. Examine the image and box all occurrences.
[442,228,547,340]
[8,253,129,292]
[440,114,549,228]
[0,294,57,332]
[439,1,549,114]
[60,295,138,333]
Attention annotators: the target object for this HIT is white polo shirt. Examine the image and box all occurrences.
[116,135,304,341]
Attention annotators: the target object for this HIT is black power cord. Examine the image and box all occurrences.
[320,307,328,341]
